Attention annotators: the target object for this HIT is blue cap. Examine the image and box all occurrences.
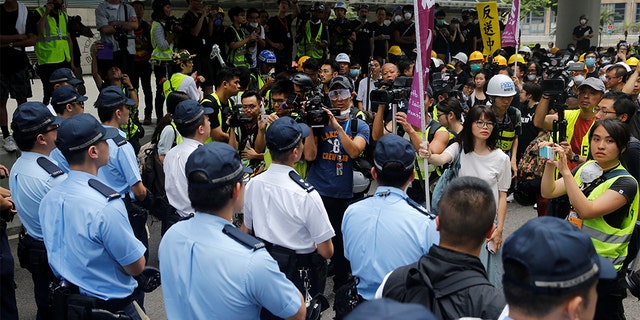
[49,67,83,85]
[55,114,119,152]
[329,75,353,91]
[96,86,136,109]
[186,142,252,189]
[51,85,88,107]
[373,134,415,173]
[345,299,436,320]
[502,217,617,294]
[266,117,310,152]
[173,100,214,125]
[12,102,63,134]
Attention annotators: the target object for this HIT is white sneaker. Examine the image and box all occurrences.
[506,193,514,203]
[3,136,17,152]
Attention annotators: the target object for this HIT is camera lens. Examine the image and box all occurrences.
[625,270,640,298]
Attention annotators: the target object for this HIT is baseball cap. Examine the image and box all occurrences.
[345,298,436,320]
[49,67,83,86]
[96,86,136,109]
[266,117,310,152]
[172,49,196,63]
[51,85,88,107]
[502,217,616,294]
[577,77,605,93]
[335,53,351,64]
[373,134,415,173]
[329,75,353,91]
[56,114,119,152]
[12,102,63,134]
[185,142,252,189]
[173,100,213,125]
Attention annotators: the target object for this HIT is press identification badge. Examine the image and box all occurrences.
[336,162,343,176]
[567,211,583,229]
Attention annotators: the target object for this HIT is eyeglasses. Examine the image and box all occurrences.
[474,120,495,128]
[437,112,446,119]
[593,107,617,115]
[271,98,286,105]
[242,104,258,109]
[329,88,351,101]
[41,124,60,134]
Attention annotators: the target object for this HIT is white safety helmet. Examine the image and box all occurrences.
[335,53,351,63]
[486,74,517,97]
[352,171,371,194]
[452,52,468,64]
[518,46,532,55]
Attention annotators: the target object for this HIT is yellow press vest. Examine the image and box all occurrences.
[413,125,451,180]
[170,122,183,145]
[163,73,188,99]
[150,21,173,61]
[573,161,639,271]
[227,26,249,69]
[299,21,324,59]
[561,109,592,158]
[35,7,71,64]
[200,92,232,144]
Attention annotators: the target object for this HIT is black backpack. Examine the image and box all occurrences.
[383,263,492,319]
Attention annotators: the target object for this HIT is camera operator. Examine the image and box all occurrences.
[228,91,266,173]
[181,0,215,95]
[303,75,370,293]
[246,8,266,69]
[534,77,604,217]
[371,63,403,141]
[225,7,256,69]
[95,0,139,76]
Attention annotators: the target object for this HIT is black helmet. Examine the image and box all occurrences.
[291,73,314,90]
[311,2,324,12]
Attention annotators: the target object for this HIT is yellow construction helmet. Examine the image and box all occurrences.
[626,57,639,67]
[389,45,402,56]
[297,56,310,71]
[493,55,507,67]
[431,50,437,57]
[469,51,484,62]
[508,54,526,65]
[579,53,585,62]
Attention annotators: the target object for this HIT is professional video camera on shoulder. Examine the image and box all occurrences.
[228,104,254,128]
[285,74,340,128]
[370,76,412,116]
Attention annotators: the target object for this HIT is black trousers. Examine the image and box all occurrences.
[0,226,18,320]
[37,61,71,105]
[320,195,352,291]
[131,60,153,119]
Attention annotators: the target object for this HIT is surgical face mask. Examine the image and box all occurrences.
[394,15,402,22]
[527,74,536,81]
[349,69,360,78]
[580,19,587,25]
[573,74,585,85]
[580,162,603,184]
[585,57,596,67]
[470,63,481,72]
[383,19,391,26]
[600,74,607,83]
[473,19,479,24]
[436,19,445,26]
[404,12,412,20]
[249,22,259,28]
[337,109,351,119]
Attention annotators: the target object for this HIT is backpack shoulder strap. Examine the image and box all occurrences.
[432,269,492,298]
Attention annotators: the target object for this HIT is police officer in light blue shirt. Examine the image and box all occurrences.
[39,114,146,318]
[9,102,65,320]
[95,86,153,259]
[159,142,306,320]
[48,85,89,173]
[342,134,440,300]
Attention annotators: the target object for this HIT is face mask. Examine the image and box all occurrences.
[383,19,391,26]
[335,109,351,120]
[214,17,223,26]
[249,22,259,28]
[585,57,596,67]
[470,64,481,72]
[473,19,479,24]
[349,69,360,78]
[527,74,536,81]
[580,162,603,184]
[580,19,587,25]
[394,15,402,22]
[573,74,585,85]
[404,12,412,20]
[600,75,607,83]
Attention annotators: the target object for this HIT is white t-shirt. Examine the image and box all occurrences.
[164,137,201,217]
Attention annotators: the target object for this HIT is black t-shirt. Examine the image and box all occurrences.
[517,103,541,160]
[354,20,372,55]
[572,25,592,52]
[327,18,355,55]
[370,22,391,58]
[224,25,246,54]
[394,21,416,55]
[180,10,209,54]
[266,15,294,51]
[1,4,35,73]
[432,24,451,56]
[458,22,475,55]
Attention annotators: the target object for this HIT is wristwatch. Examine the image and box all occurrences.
[570,154,580,163]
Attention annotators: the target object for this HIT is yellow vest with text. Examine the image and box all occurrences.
[573,161,639,271]
[150,21,173,61]
[35,7,71,64]
[561,109,592,158]
[227,26,249,69]
[200,92,231,144]
[163,73,188,99]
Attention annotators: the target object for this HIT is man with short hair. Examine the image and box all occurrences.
[500,217,616,320]
[225,7,255,69]
[180,0,214,95]
[201,67,241,142]
[9,102,65,320]
[228,91,265,172]
[159,142,306,320]
[343,134,438,301]
[244,116,334,304]
[164,100,212,221]
[328,1,354,57]
[40,113,146,319]
[604,65,627,91]
[265,0,300,72]
[304,75,369,291]
[50,84,86,118]
[379,176,504,319]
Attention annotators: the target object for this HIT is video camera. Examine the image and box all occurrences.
[113,24,135,49]
[284,89,340,128]
[370,76,412,114]
[228,104,254,128]
[540,60,585,143]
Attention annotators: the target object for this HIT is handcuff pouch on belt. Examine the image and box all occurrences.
[17,228,49,274]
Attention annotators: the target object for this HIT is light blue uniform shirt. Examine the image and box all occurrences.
[98,127,142,198]
[342,186,440,300]
[39,170,145,300]
[49,148,70,173]
[9,152,67,241]
[159,213,302,320]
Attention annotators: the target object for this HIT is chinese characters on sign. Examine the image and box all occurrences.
[477,2,501,56]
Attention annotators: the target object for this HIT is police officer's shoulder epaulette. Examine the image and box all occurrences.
[36,157,64,177]
[405,197,436,219]
[88,179,121,201]
[112,134,127,147]
[289,171,315,193]
[347,194,372,206]
[222,224,265,251]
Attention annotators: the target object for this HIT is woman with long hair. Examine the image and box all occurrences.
[469,70,489,108]
[422,106,511,287]
[541,118,638,320]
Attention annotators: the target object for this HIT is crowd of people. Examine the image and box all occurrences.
[1,0,640,319]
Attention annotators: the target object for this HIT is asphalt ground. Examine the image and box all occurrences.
[3,77,639,319]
